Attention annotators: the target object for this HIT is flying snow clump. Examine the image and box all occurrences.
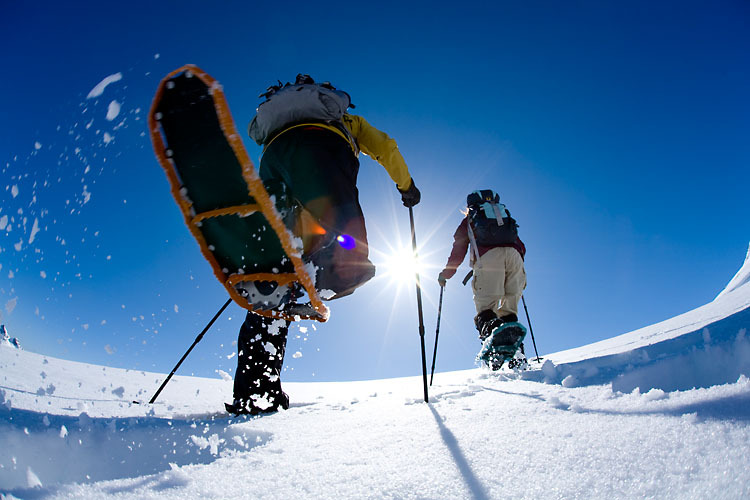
[87,73,123,99]
[106,101,121,121]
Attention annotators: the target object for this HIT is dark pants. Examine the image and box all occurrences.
[233,312,289,410]
[233,128,376,409]
[260,126,375,297]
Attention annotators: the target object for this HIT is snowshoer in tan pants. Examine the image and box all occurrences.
[438,190,526,339]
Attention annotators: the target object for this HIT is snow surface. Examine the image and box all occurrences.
[1,263,749,499]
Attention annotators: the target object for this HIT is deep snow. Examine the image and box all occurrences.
[1,246,749,499]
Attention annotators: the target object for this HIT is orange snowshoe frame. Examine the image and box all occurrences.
[149,64,329,322]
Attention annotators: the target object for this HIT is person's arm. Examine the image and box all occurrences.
[344,114,414,191]
[439,218,470,283]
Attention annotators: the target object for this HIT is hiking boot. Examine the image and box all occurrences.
[321,262,376,300]
[475,310,498,340]
[310,238,376,300]
[498,313,518,323]
[480,318,505,341]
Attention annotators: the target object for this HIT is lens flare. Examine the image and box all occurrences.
[336,234,356,250]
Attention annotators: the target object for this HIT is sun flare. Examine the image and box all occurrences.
[380,246,425,287]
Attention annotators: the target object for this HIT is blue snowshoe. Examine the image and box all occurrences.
[477,321,528,370]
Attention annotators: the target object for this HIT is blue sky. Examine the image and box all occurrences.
[1,1,748,385]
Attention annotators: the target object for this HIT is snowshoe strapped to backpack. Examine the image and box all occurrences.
[248,79,353,146]
[466,189,518,246]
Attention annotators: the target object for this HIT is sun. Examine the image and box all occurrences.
[378,245,426,288]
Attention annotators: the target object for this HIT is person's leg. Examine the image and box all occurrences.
[260,129,374,297]
[497,248,526,321]
[471,248,506,337]
[233,312,290,413]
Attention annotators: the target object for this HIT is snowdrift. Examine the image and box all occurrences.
[537,243,750,392]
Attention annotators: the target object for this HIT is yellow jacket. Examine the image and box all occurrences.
[265,114,413,191]
[341,114,412,191]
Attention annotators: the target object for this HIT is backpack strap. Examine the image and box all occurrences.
[262,121,359,157]
[466,218,482,269]
[481,200,509,226]
[490,202,504,226]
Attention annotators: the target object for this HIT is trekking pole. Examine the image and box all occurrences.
[408,206,429,403]
[429,284,445,386]
[521,295,542,363]
[148,298,233,404]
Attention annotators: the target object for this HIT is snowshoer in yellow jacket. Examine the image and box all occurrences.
[255,76,420,300]
[229,74,420,416]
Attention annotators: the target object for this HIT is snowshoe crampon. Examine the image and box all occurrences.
[149,64,328,322]
[477,322,527,371]
[506,343,529,371]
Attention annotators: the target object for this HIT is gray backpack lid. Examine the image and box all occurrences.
[249,82,352,145]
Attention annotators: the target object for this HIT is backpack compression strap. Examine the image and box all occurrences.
[466,219,482,269]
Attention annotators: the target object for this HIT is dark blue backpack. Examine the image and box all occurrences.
[466,190,518,246]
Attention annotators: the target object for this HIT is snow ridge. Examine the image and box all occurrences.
[716,242,750,300]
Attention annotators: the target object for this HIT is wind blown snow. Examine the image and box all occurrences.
[1,255,749,499]
[86,73,123,99]
[106,101,121,121]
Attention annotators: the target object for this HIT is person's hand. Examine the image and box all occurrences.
[399,179,421,207]
[437,272,447,287]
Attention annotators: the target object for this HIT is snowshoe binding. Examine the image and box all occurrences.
[234,280,295,311]
[478,321,528,371]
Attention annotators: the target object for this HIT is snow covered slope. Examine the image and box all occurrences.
[539,249,750,393]
[716,242,750,299]
[1,255,749,499]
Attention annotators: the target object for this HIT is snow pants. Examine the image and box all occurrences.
[259,126,375,298]
[233,312,289,410]
[472,246,526,318]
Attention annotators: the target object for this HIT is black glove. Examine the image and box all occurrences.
[399,179,421,208]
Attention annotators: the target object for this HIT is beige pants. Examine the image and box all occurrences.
[472,247,526,318]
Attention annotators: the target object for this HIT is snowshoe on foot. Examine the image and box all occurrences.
[477,321,527,370]
[149,64,328,322]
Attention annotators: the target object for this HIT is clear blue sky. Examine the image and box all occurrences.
[1,1,748,385]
